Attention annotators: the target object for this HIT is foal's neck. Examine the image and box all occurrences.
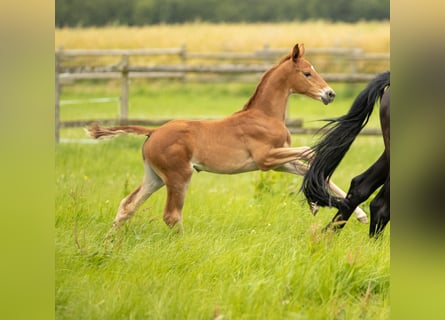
[242,61,291,121]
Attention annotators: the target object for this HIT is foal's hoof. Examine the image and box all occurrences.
[102,223,121,252]
[168,221,184,235]
[103,223,117,239]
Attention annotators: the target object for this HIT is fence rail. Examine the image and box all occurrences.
[55,46,389,142]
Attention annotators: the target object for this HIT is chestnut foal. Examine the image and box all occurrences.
[88,43,367,233]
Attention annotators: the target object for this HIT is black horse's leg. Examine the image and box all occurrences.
[369,177,390,237]
[325,153,389,232]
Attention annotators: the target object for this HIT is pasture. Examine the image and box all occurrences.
[56,22,389,319]
[56,82,389,320]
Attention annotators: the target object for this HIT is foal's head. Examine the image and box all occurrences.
[286,43,335,105]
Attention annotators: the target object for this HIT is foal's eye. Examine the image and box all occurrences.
[303,71,311,77]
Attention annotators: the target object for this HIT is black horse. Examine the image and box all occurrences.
[302,71,390,237]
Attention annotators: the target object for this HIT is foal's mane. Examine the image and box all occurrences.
[241,54,292,111]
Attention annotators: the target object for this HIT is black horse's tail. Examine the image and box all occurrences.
[301,71,390,209]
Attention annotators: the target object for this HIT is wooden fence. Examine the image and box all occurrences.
[55,46,389,142]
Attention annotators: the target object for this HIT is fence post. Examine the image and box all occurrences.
[120,54,129,122]
[180,44,187,82]
[55,50,61,143]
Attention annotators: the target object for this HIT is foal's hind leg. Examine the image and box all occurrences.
[113,163,164,227]
[369,177,390,237]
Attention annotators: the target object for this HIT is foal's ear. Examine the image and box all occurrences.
[292,43,305,62]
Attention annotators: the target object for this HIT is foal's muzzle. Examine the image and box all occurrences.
[321,88,336,105]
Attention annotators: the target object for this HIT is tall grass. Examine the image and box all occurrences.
[56,136,389,320]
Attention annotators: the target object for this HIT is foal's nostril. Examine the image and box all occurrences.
[321,89,336,105]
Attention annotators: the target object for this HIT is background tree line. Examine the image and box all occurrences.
[55,0,389,27]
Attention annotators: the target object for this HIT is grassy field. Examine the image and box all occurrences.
[56,137,389,320]
[56,22,389,319]
[56,83,389,320]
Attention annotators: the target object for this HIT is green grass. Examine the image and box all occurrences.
[56,81,389,319]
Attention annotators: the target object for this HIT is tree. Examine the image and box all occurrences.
[55,0,389,27]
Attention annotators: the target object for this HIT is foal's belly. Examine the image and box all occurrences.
[191,147,259,174]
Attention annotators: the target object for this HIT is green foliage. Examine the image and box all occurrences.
[55,0,389,27]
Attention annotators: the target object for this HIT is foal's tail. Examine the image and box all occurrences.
[301,71,390,208]
[87,123,155,139]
